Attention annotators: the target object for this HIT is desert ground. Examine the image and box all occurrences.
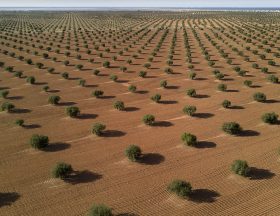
[0,11,280,215]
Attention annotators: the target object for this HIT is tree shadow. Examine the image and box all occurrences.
[11,108,31,114]
[136,90,149,94]
[116,213,139,216]
[34,82,48,86]
[101,130,126,137]
[116,80,129,83]
[238,130,260,137]
[65,170,102,185]
[99,95,116,99]
[68,77,81,80]
[249,167,275,180]
[196,141,216,148]
[153,121,173,127]
[23,124,41,129]
[0,192,20,207]
[195,77,208,81]
[145,75,157,78]
[226,89,239,93]
[57,102,77,106]
[189,189,220,203]
[77,113,97,120]
[159,100,178,105]
[194,113,214,119]
[43,142,71,152]
[195,94,210,99]
[265,99,280,104]
[85,84,98,88]
[7,96,24,100]
[48,89,60,93]
[165,85,179,89]
[124,107,140,112]
[139,153,165,165]
[223,78,234,81]
[250,85,261,88]
[229,105,244,110]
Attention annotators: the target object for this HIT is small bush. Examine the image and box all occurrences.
[215,73,224,80]
[113,101,125,111]
[92,90,104,98]
[186,89,196,97]
[43,86,49,92]
[151,94,161,103]
[93,69,100,76]
[253,92,266,102]
[103,61,110,68]
[164,67,173,74]
[182,105,196,116]
[62,72,69,79]
[15,119,24,126]
[88,204,112,216]
[262,112,279,124]
[160,80,167,88]
[0,90,9,98]
[48,95,60,105]
[231,160,250,177]
[267,75,278,83]
[125,145,142,162]
[79,79,86,86]
[110,74,118,82]
[189,72,196,80]
[222,100,231,108]
[217,83,227,92]
[66,106,80,117]
[138,71,147,78]
[128,85,136,93]
[181,133,197,146]
[52,162,73,179]
[30,134,49,149]
[14,71,23,78]
[142,114,155,125]
[92,123,106,136]
[222,122,242,135]
[243,80,252,87]
[167,180,192,198]
[1,102,15,112]
[26,76,35,84]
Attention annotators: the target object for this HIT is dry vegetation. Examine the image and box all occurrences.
[0,10,280,216]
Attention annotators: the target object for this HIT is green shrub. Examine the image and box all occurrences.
[48,95,60,105]
[182,105,196,116]
[15,119,24,126]
[125,145,142,162]
[43,86,49,92]
[88,204,112,216]
[217,83,227,92]
[186,88,196,97]
[75,64,83,70]
[66,106,80,117]
[142,114,155,125]
[14,71,23,78]
[167,180,192,198]
[92,123,106,136]
[253,92,266,102]
[92,90,104,98]
[181,133,197,146]
[151,94,161,103]
[189,72,196,80]
[244,80,252,87]
[110,74,118,82]
[128,85,136,93]
[231,160,250,177]
[164,67,173,74]
[78,79,86,87]
[139,71,147,78]
[215,73,224,80]
[30,134,49,149]
[267,75,278,83]
[103,61,110,68]
[160,80,167,88]
[222,122,242,135]
[113,101,125,111]
[26,76,35,84]
[52,162,73,179]
[62,72,69,79]
[222,100,231,108]
[262,112,279,124]
[0,90,9,98]
[1,102,15,112]
[93,69,100,76]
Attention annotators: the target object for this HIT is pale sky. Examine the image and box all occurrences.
[0,0,279,8]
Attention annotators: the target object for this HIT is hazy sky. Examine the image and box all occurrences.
[1,0,280,8]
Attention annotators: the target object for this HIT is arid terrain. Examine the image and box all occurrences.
[0,11,279,215]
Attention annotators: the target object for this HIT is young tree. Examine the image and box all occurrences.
[0,90,9,98]
[30,134,49,149]
[92,123,106,136]
[79,79,86,87]
[160,80,167,88]
[267,75,279,83]
[125,145,142,162]
[231,160,250,177]
[88,204,112,216]
[253,92,266,102]
[52,162,73,179]
[92,90,104,98]
[62,72,69,79]
[93,69,100,76]
[113,101,125,111]
[103,61,110,68]
[1,102,15,112]
[15,119,24,127]
[189,72,196,80]
[142,114,155,125]
[262,112,279,124]
[182,105,196,116]
[167,180,192,198]
[110,74,118,82]
[26,76,35,84]
[128,85,136,93]
[222,100,231,108]
[138,71,147,78]
[222,122,242,135]
[48,95,61,105]
[186,89,196,97]
[151,94,161,103]
[181,133,197,146]
[243,80,252,87]
[217,83,227,92]
[66,106,80,118]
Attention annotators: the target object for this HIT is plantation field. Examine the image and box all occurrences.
[0,11,280,215]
